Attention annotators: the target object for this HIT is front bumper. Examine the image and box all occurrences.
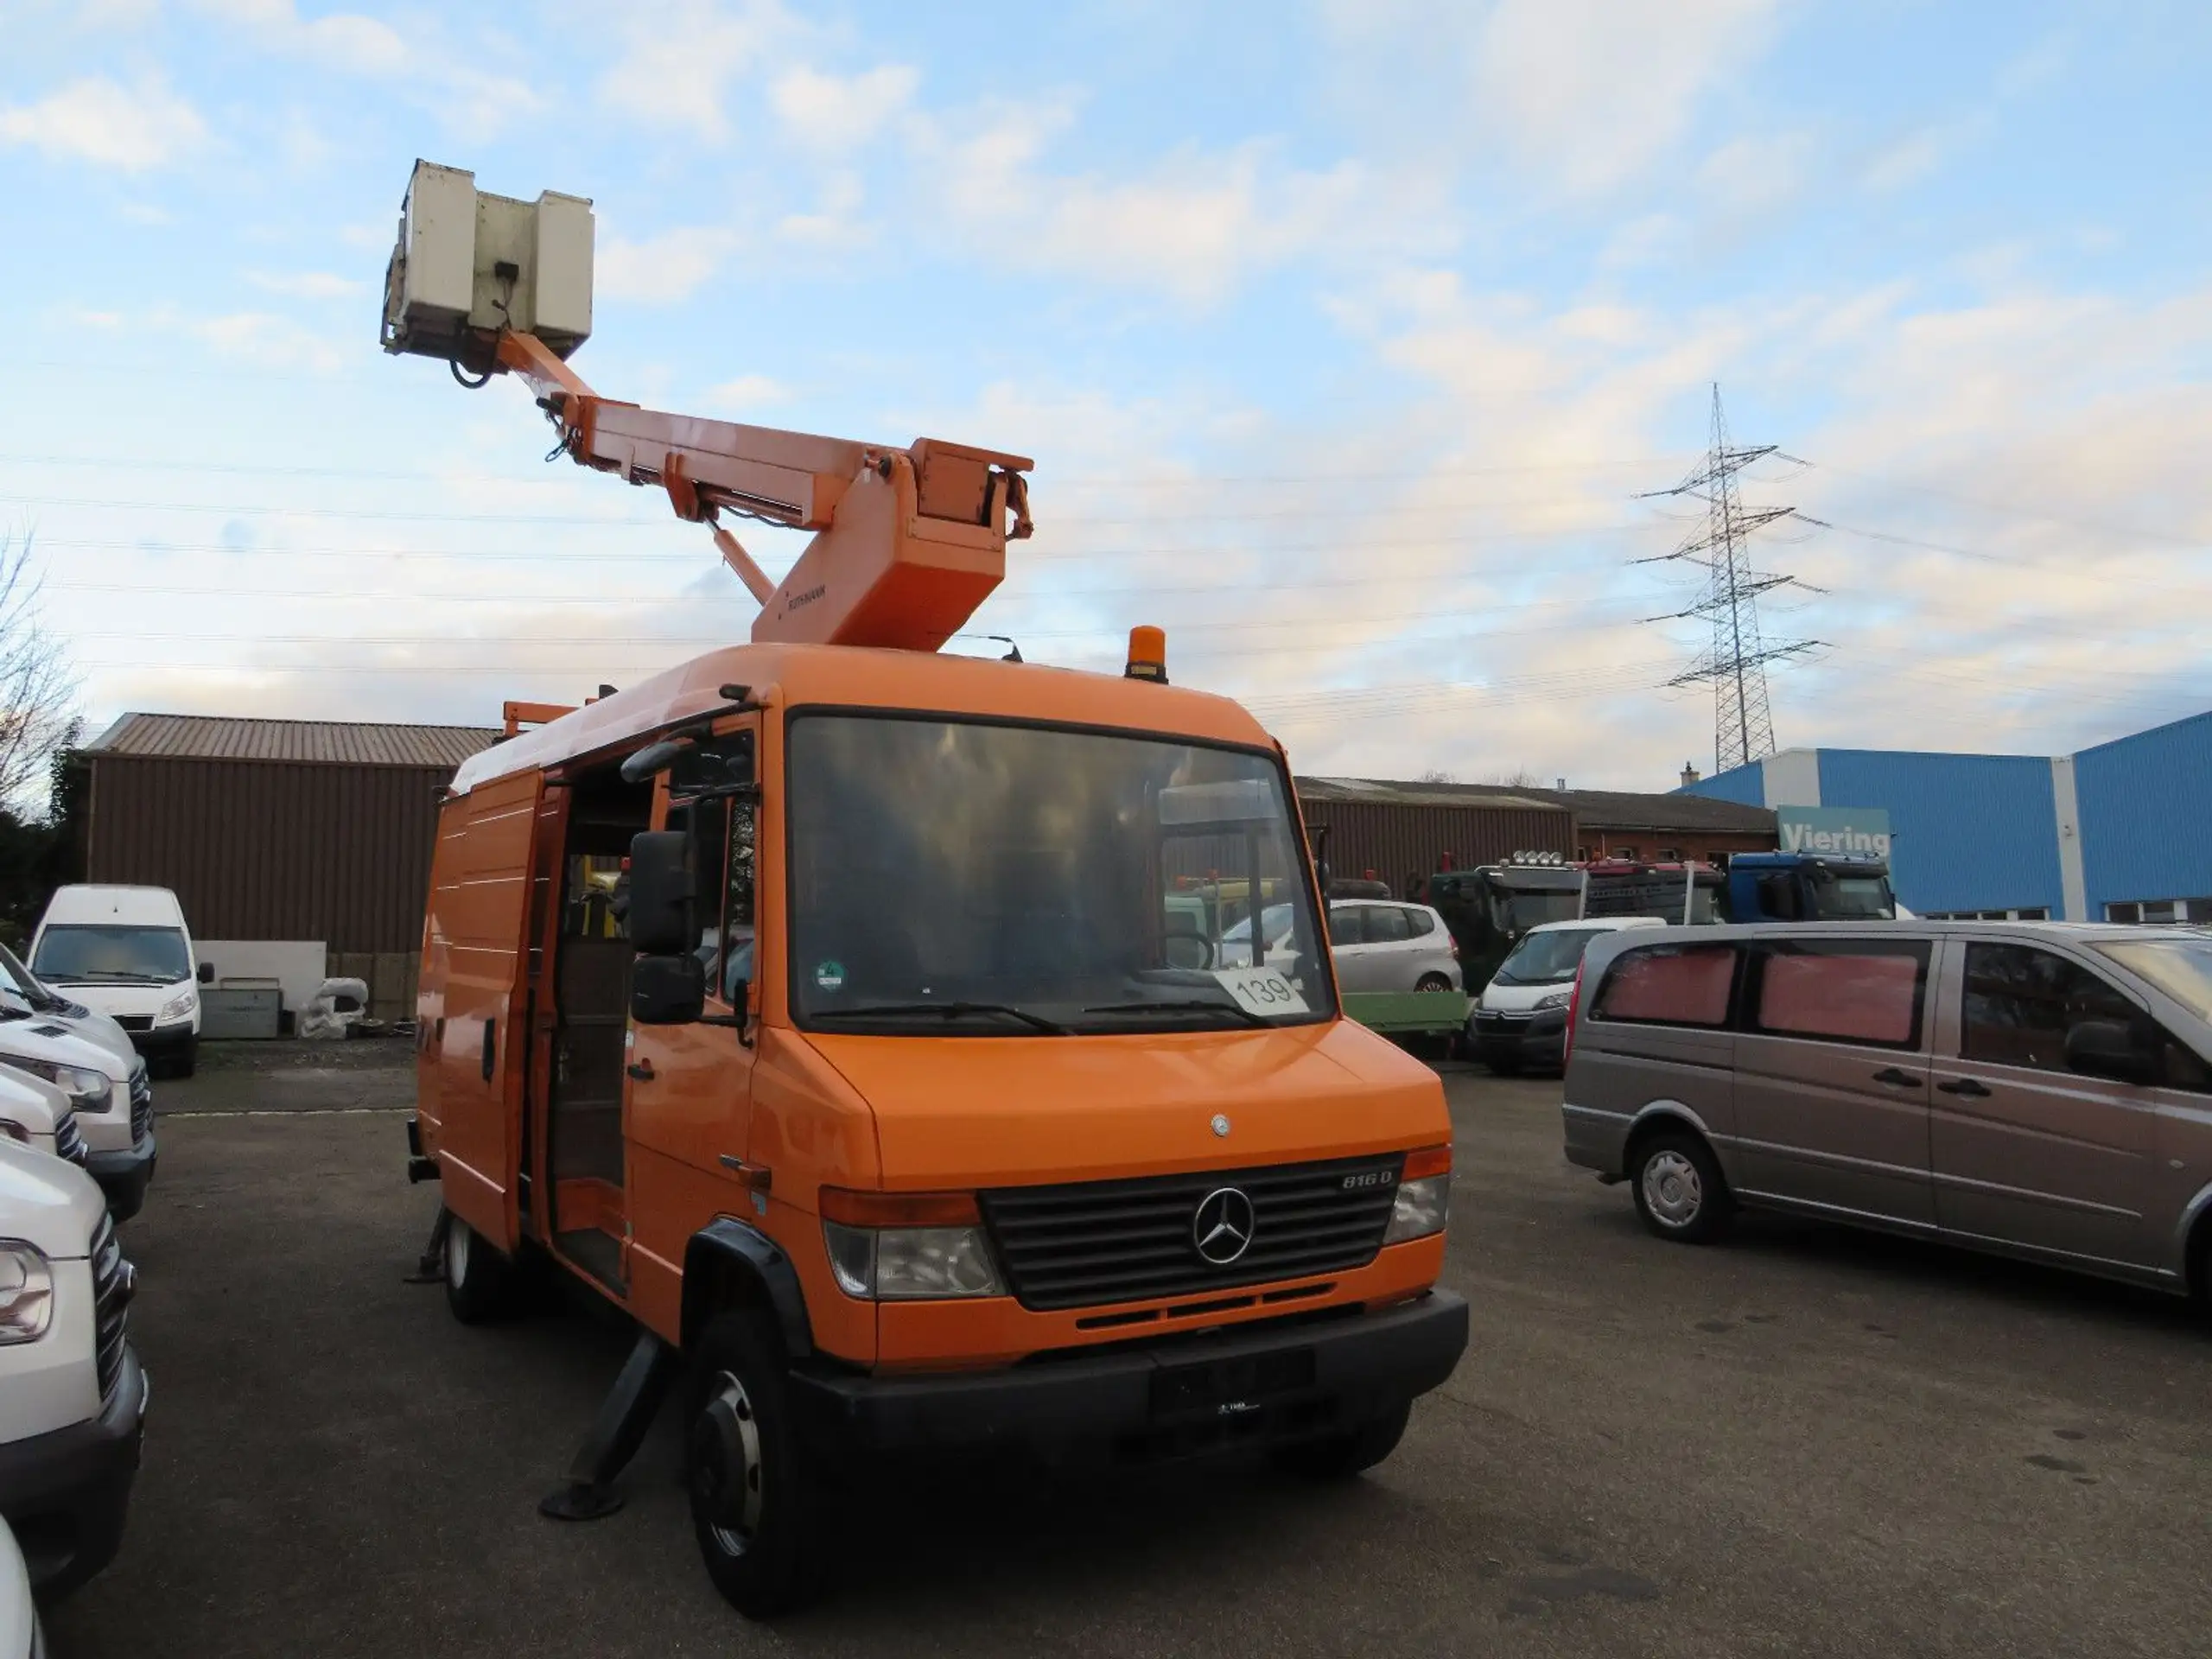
[125,1022,194,1058]
[792,1290,1467,1461]
[86,1135,156,1223]
[1465,1007,1567,1068]
[0,1345,148,1599]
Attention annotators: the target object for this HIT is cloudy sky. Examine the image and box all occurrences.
[4,0,2209,789]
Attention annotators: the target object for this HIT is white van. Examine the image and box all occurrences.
[0,1141,146,1599]
[29,887,203,1079]
[1465,917,1666,1074]
[0,1012,154,1223]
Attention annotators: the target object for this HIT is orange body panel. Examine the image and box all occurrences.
[421,644,1452,1373]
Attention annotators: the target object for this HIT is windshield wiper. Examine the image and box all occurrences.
[1081,998,1271,1029]
[812,1001,1070,1035]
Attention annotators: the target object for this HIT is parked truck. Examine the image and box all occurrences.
[388,162,1466,1618]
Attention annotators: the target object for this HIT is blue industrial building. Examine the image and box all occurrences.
[1679,708,2212,924]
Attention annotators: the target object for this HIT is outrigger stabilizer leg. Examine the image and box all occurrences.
[538,1331,682,1522]
[402,1206,452,1285]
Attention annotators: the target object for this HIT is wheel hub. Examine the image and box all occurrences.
[692,1370,764,1555]
[1642,1150,1703,1227]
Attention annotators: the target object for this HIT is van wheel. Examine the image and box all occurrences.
[1272,1400,1412,1479]
[1415,974,1452,994]
[443,1214,516,1323]
[1630,1131,1732,1244]
[685,1310,830,1619]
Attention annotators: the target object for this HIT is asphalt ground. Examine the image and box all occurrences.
[44,1039,2212,1657]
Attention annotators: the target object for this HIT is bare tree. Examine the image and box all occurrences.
[0,536,80,813]
[1415,766,1459,785]
[1478,766,1541,789]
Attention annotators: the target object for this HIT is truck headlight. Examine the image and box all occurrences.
[0,1121,27,1144]
[0,1243,53,1344]
[160,989,198,1023]
[1382,1146,1452,1244]
[819,1188,1006,1300]
[1534,990,1571,1011]
[0,1055,111,1114]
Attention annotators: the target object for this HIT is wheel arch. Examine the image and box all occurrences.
[2177,1179,2212,1296]
[1621,1101,1721,1181]
[683,1218,814,1359]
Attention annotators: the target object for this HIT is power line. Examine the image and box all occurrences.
[1639,385,1820,772]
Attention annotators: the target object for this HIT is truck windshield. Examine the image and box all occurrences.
[1494,927,1609,985]
[1808,871,1896,919]
[1494,883,1582,933]
[2093,938,2212,1021]
[31,925,192,985]
[788,715,1330,1034]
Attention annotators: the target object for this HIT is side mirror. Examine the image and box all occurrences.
[627,830,695,956]
[2064,1019,2155,1085]
[621,738,690,785]
[197,961,214,985]
[632,952,705,1026]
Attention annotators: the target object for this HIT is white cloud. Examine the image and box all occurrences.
[775,173,872,248]
[771,64,918,151]
[596,0,798,141]
[189,310,351,372]
[1698,130,1814,221]
[708,374,789,411]
[245,270,365,299]
[0,75,207,170]
[1471,0,1781,195]
[598,227,737,304]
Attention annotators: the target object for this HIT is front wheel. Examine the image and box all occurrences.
[685,1311,831,1619]
[1630,1131,1732,1244]
[1271,1400,1412,1479]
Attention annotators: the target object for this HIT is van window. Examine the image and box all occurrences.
[1592,944,1736,1028]
[31,925,192,985]
[1963,944,2140,1074]
[1751,941,1928,1048]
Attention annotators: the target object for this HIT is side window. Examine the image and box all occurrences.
[721,798,757,1005]
[1326,906,1362,944]
[1962,943,2139,1074]
[1593,944,1737,1028]
[1402,907,1435,938]
[1367,906,1411,944]
[1750,941,1929,1049]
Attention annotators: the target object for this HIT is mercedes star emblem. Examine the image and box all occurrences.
[1192,1186,1255,1266]
[1211,1113,1230,1138]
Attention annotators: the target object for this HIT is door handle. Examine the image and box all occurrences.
[626,1060,655,1083]
[1936,1077,1991,1098]
[1870,1067,1918,1088]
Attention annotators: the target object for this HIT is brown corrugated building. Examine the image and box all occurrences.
[1294,775,1777,894]
[79,715,501,1014]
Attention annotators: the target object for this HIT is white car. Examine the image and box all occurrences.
[0,1141,145,1600]
[29,887,203,1079]
[0,1071,86,1172]
[1327,900,1462,994]
[1465,916,1664,1074]
[0,1517,38,1658]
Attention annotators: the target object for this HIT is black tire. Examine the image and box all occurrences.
[684,1310,831,1619]
[442,1212,517,1324]
[1414,974,1452,994]
[1628,1129,1732,1244]
[1271,1400,1412,1479]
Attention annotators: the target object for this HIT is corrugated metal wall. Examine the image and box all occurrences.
[85,756,455,953]
[1299,799,1572,891]
[1815,749,2063,916]
[2074,709,2212,916]
[1679,761,1766,807]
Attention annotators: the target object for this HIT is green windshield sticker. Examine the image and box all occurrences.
[813,960,847,992]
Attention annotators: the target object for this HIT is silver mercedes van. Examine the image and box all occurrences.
[1561,921,2212,1298]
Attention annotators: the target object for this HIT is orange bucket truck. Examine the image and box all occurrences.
[384,162,1465,1617]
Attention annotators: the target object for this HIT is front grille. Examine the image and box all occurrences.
[115,1015,153,1033]
[129,1065,152,1145]
[53,1110,86,1166]
[980,1154,1405,1313]
[89,1216,130,1402]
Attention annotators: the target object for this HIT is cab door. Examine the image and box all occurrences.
[1930,938,2159,1268]
[622,725,762,1338]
